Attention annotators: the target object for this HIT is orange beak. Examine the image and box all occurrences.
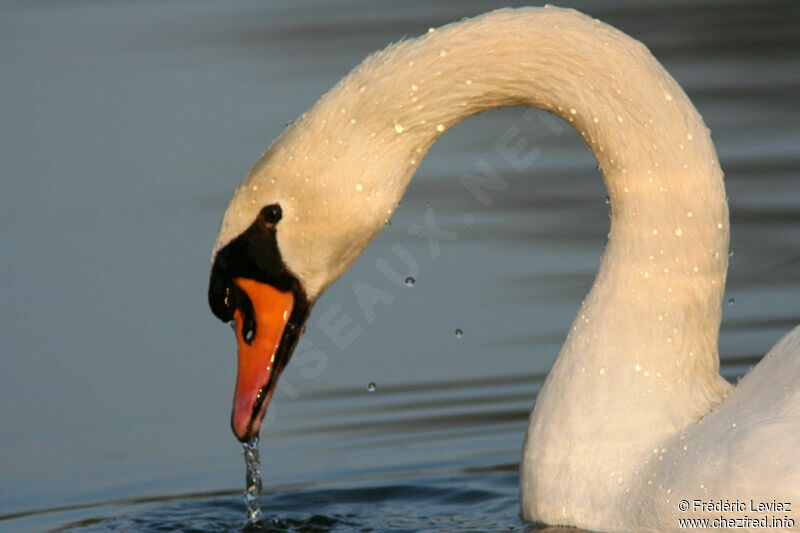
[231,277,295,441]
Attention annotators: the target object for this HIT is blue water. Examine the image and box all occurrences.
[39,470,524,532]
[1,1,798,531]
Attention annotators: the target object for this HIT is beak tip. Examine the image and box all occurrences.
[232,385,269,442]
[231,411,260,443]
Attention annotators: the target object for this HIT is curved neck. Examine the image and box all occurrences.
[279,7,728,304]
[250,7,733,526]
[265,6,730,392]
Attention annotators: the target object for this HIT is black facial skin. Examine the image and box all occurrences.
[208,203,311,438]
[209,204,298,321]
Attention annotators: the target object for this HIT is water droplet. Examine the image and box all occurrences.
[687,133,694,141]
[439,49,448,57]
[404,277,415,287]
[455,329,463,338]
[675,228,683,236]
[635,364,642,372]
[616,115,624,123]
[728,250,734,257]
[599,368,606,375]
[465,79,473,85]
[664,92,673,101]
[367,382,376,392]
[242,437,263,525]
[384,219,391,228]
[394,124,404,133]
[728,298,735,306]
[570,107,577,115]
[436,123,445,132]
[617,476,624,485]
[355,183,364,192]
[604,195,610,205]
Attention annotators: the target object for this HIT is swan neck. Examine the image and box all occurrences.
[271,7,730,333]
[297,6,731,411]
[298,7,727,241]
[246,8,734,528]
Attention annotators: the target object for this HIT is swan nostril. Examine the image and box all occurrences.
[242,314,256,344]
[236,288,257,345]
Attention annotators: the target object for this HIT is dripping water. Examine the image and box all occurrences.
[242,436,263,525]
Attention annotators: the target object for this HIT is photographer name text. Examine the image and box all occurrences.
[690,499,791,513]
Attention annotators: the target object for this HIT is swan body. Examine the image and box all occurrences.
[208,7,800,531]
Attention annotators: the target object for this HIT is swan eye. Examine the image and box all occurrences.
[260,204,282,224]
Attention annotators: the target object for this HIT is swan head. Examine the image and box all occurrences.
[208,118,400,441]
[208,196,311,442]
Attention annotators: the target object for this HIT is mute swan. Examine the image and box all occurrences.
[207,7,800,531]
